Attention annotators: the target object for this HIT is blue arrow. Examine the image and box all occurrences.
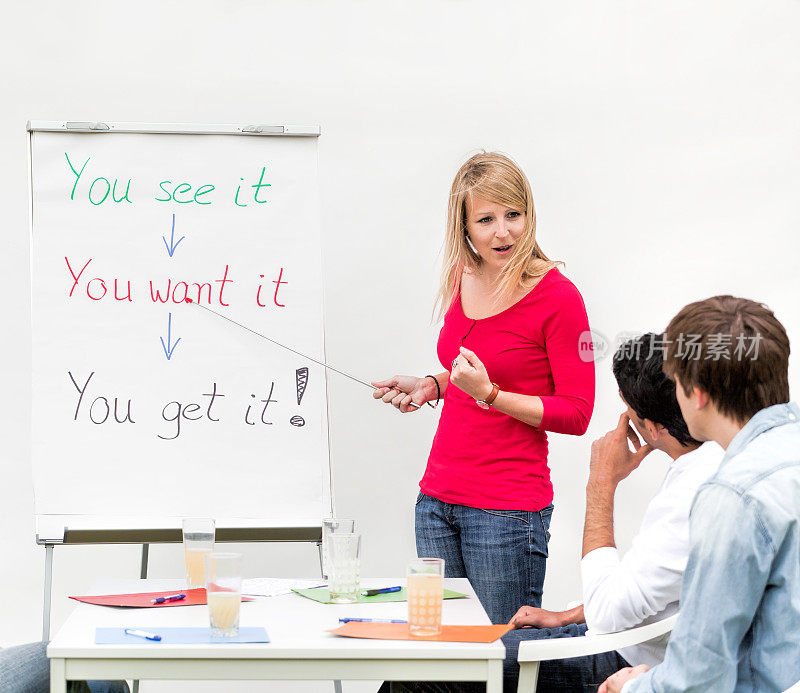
[160,312,181,360]
[162,214,185,257]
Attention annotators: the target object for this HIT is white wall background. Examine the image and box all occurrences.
[2,1,799,691]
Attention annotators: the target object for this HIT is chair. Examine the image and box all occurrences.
[516,614,678,693]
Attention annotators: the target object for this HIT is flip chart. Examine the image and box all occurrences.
[29,126,330,531]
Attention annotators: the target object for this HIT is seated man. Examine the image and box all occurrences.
[601,296,800,693]
[500,332,723,692]
[381,332,723,693]
[0,641,129,693]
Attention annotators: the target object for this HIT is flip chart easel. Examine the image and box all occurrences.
[27,121,334,647]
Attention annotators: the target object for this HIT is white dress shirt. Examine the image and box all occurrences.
[580,441,723,668]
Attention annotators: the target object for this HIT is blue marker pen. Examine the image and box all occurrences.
[339,618,407,624]
[124,628,162,641]
[361,586,402,597]
[150,593,186,604]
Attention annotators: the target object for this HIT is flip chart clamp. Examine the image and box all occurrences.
[64,121,111,132]
[241,125,286,134]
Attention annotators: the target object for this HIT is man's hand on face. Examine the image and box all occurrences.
[509,606,565,629]
[598,664,650,693]
[589,413,654,488]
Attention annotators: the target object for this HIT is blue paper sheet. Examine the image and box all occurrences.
[96,627,270,644]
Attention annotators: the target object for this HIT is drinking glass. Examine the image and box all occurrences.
[321,518,355,580]
[328,533,361,603]
[407,557,444,636]
[182,518,215,588]
[205,552,243,637]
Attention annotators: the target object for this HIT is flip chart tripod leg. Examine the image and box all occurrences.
[140,543,149,578]
[42,544,53,641]
[132,544,149,693]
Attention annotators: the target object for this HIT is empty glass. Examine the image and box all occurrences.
[321,518,355,580]
[205,552,243,637]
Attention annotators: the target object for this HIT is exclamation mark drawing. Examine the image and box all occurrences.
[290,367,309,427]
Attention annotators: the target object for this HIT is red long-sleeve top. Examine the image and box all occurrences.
[420,268,595,510]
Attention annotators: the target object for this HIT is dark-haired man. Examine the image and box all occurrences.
[601,297,800,693]
[498,332,722,691]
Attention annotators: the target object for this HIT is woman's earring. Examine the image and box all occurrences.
[465,235,478,254]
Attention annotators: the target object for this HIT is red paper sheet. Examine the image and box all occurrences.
[329,622,512,643]
[70,588,252,608]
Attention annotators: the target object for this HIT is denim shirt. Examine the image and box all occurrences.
[626,402,800,693]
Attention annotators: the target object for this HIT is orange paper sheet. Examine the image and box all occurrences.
[330,622,512,643]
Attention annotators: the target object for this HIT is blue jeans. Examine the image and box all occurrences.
[0,641,130,693]
[415,492,552,624]
[378,624,630,693]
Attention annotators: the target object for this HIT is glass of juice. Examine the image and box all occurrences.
[205,552,243,637]
[407,557,444,637]
[328,533,361,603]
[182,518,215,588]
[321,518,355,580]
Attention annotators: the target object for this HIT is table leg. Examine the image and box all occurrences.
[486,659,503,693]
[50,658,67,693]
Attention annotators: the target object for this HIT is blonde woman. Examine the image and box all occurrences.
[372,153,595,624]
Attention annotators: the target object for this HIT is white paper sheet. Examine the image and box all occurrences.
[241,577,328,598]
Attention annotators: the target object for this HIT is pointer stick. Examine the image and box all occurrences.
[185,299,423,407]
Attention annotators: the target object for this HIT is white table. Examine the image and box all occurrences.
[47,578,505,692]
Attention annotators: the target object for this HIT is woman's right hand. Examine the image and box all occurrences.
[371,375,435,413]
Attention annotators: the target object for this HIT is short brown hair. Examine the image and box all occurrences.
[663,295,790,424]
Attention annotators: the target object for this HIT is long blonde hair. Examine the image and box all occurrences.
[435,151,562,320]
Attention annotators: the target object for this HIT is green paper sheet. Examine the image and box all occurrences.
[292,587,467,604]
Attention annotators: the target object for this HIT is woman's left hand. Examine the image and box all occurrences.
[450,346,493,401]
